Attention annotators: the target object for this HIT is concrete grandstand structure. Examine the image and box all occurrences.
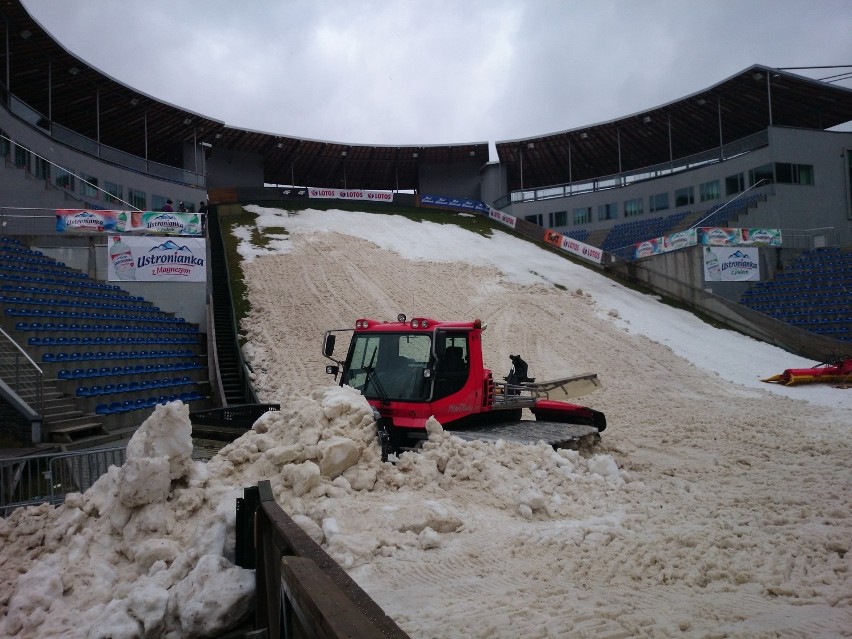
[0,0,851,448]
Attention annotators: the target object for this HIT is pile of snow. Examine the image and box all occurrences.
[0,389,627,638]
[0,403,253,638]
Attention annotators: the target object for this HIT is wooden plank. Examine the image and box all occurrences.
[281,557,391,639]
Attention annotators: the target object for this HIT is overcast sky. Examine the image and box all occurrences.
[22,0,852,147]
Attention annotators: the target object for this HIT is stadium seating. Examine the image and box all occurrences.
[739,247,852,341]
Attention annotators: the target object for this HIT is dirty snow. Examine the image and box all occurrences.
[1,207,850,638]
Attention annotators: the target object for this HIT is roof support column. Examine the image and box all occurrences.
[766,72,773,126]
[617,128,622,184]
[667,113,673,171]
[717,95,724,160]
[5,22,9,93]
[568,138,572,191]
[96,87,100,156]
[143,110,148,164]
[520,146,524,191]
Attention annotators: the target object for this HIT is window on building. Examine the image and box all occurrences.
[649,192,669,213]
[748,163,774,187]
[598,202,617,221]
[847,150,852,220]
[699,180,720,202]
[0,130,10,157]
[524,214,543,226]
[725,173,745,196]
[56,168,75,191]
[81,174,99,198]
[548,210,567,227]
[573,207,591,225]
[34,156,50,180]
[151,195,167,212]
[775,163,814,185]
[14,145,31,170]
[674,186,694,207]
[129,189,147,210]
[624,197,643,218]
[105,181,123,205]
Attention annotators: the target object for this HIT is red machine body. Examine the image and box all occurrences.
[323,315,605,457]
[762,358,852,386]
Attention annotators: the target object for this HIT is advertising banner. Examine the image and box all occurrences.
[635,238,663,258]
[663,228,698,251]
[698,227,781,247]
[107,235,207,282]
[702,246,760,282]
[57,209,202,236]
[741,228,782,246]
[698,227,740,246]
[307,187,394,202]
[278,187,308,199]
[543,229,563,248]
[56,209,119,233]
[560,235,603,264]
[634,229,698,259]
[488,208,517,229]
[419,194,490,214]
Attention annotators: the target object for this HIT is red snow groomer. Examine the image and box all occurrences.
[762,358,852,386]
[322,315,606,460]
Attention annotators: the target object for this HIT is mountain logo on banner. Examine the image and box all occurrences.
[137,239,204,270]
[145,213,183,232]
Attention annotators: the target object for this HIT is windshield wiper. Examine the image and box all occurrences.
[363,347,390,405]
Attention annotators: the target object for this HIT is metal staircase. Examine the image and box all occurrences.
[207,208,255,406]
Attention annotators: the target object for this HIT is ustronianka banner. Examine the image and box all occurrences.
[107,235,207,282]
[702,246,759,282]
[698,227,781,247]
[634,229,698,259]
[57,209,203,236]
[307,187,394,202]
[56,209,119,233]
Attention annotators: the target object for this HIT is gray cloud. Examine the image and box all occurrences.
[23,0,852,145]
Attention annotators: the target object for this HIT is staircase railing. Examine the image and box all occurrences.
[0,326,43,441]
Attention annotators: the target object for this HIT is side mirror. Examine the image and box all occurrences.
[326,364,339,379]
[323,334,336,357]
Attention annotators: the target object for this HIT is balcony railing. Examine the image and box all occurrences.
[4,86,204,188]
[494,129,770,208]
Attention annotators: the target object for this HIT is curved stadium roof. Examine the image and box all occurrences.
[3,0,852,193]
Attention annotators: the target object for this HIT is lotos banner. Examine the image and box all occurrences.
[307,187,394,202]
[560,235,603,264]
[487,207,517,229]
[107,235,206,282]
[57,209,202,236]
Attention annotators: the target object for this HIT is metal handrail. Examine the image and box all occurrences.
[0,325,43,420]
[689,179,770,229]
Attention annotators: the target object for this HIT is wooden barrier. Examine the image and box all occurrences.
[238,480,410,639]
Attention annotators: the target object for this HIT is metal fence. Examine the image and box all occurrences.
[0,446,125,516]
